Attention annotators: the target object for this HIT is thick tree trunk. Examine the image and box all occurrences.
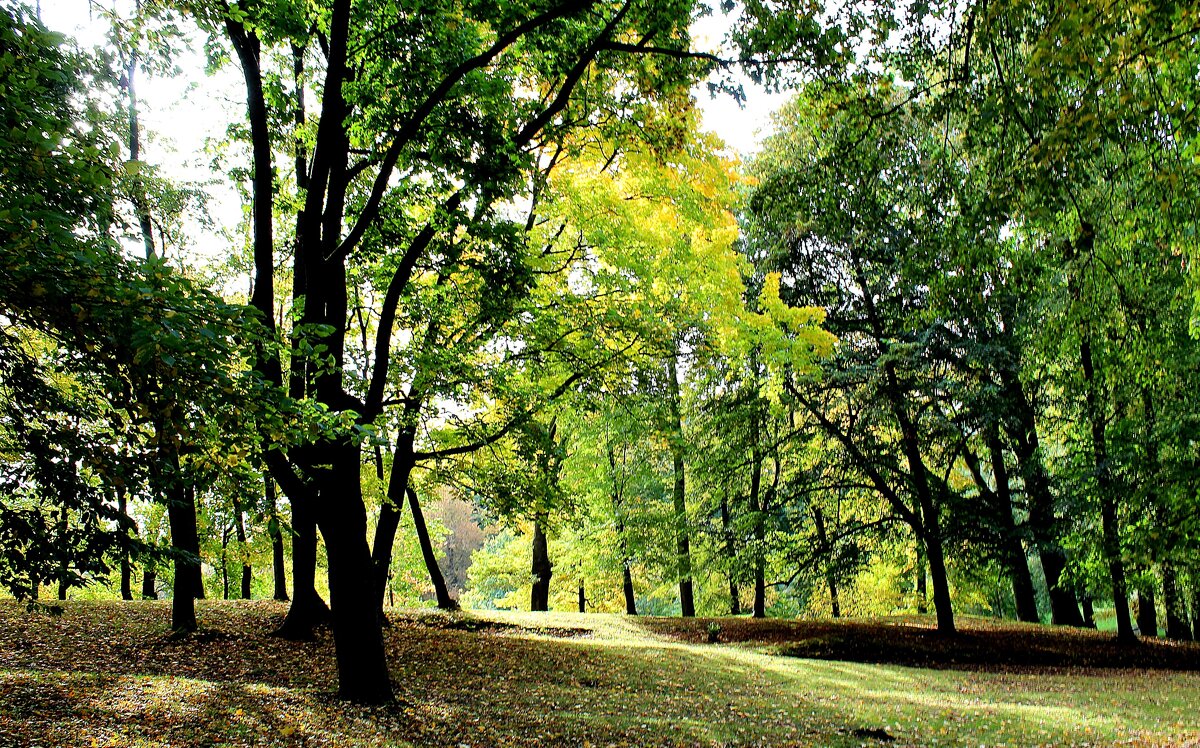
[408,486,456,610]
[813,507,840,618]
[266,475,289,602]
[315,442,392,704]
[1136,588,1158,638]
[166,478,200,632]
[1162,563,1192,641]
[720,493,740,616]
[1081,595,1096,628]
[530,516,552,612]
[666,353,695,618]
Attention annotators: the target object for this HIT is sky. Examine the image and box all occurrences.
[38,0,790,259]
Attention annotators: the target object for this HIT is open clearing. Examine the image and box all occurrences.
[1,600,1197,747]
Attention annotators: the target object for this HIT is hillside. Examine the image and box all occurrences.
[1,601,1197,748]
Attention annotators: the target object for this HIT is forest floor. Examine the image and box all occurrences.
[1,600,1198,748]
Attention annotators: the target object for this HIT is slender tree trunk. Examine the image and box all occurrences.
[1079,336,1135,642]
[610,446,637,616]
[221,525,230,600]
[813,507,840,618]
[118,486,133,600]
[266,474,289,602]
[720,492,740,616]
[232,496,251,599]
[123,38,155,260]
[1081,595,1096,628]
[915,538,927,614]
[748,420,766,619]
[987,427,1039,623]
[1162,563,1191,640]
[530,516,552,612]
[1189,571,1200,641]
[666,353,695,617]
[57,506,69,600]
[408,486,456,610]
[578,579,586,613]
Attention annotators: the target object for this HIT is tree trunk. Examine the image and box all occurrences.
[720,493,740,616]
[57,506,69,600]
[1001,371,1084,626]
[748,419,766,619]
[813,507,840,618]
[232,496,251,599]
[221,525,230,600]
[1136,588,1157,638]
[1081,595,1096,628]
[166,477,200,632]
[622,563,637,616]
[666,353,695,617]
[118,486,133,601]
[578,579,586,613]
[314,441,392,704]
[530,516,552,612]
[274,488,330,639]
[141,566,157,599]
[1162,562,1191,641]
[1079,336,1134,642]
[266,474,289,602]
[987,427,1039,623]
[1190,571,1200,642]
[915,537,927,614]
[408,486,456,610]
[372,431,413,614]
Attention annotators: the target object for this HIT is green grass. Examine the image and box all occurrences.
[1,600,1196,747]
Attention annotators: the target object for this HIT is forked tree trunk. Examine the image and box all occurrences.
[531,516,552,612]
[274,489,329,639]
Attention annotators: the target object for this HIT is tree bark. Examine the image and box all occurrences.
[915,536,927,614]
[315,441,392,704]
[408,486,456,610]
[530,516,552,611]
[1079,335,1135,642]
[141,566,157,599]
[232,496,252,599]
[720,492,740,616]
[610,445,637,616]
[813,507,840,618]
[273,488,329,639]
[666,353,695,617]
[578,579,586,613]
[118,486,133,600]
[1162,563,1191,641]
[986,427,1039,623]
[1136,588,1157,638]
[166,476,200,632]
[266,474,289,602]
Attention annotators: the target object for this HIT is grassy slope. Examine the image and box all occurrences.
[1,600,1197,748]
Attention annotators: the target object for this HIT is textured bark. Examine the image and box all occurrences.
[530,517,552,612]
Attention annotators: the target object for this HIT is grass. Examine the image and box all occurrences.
[1,600,1197,747]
